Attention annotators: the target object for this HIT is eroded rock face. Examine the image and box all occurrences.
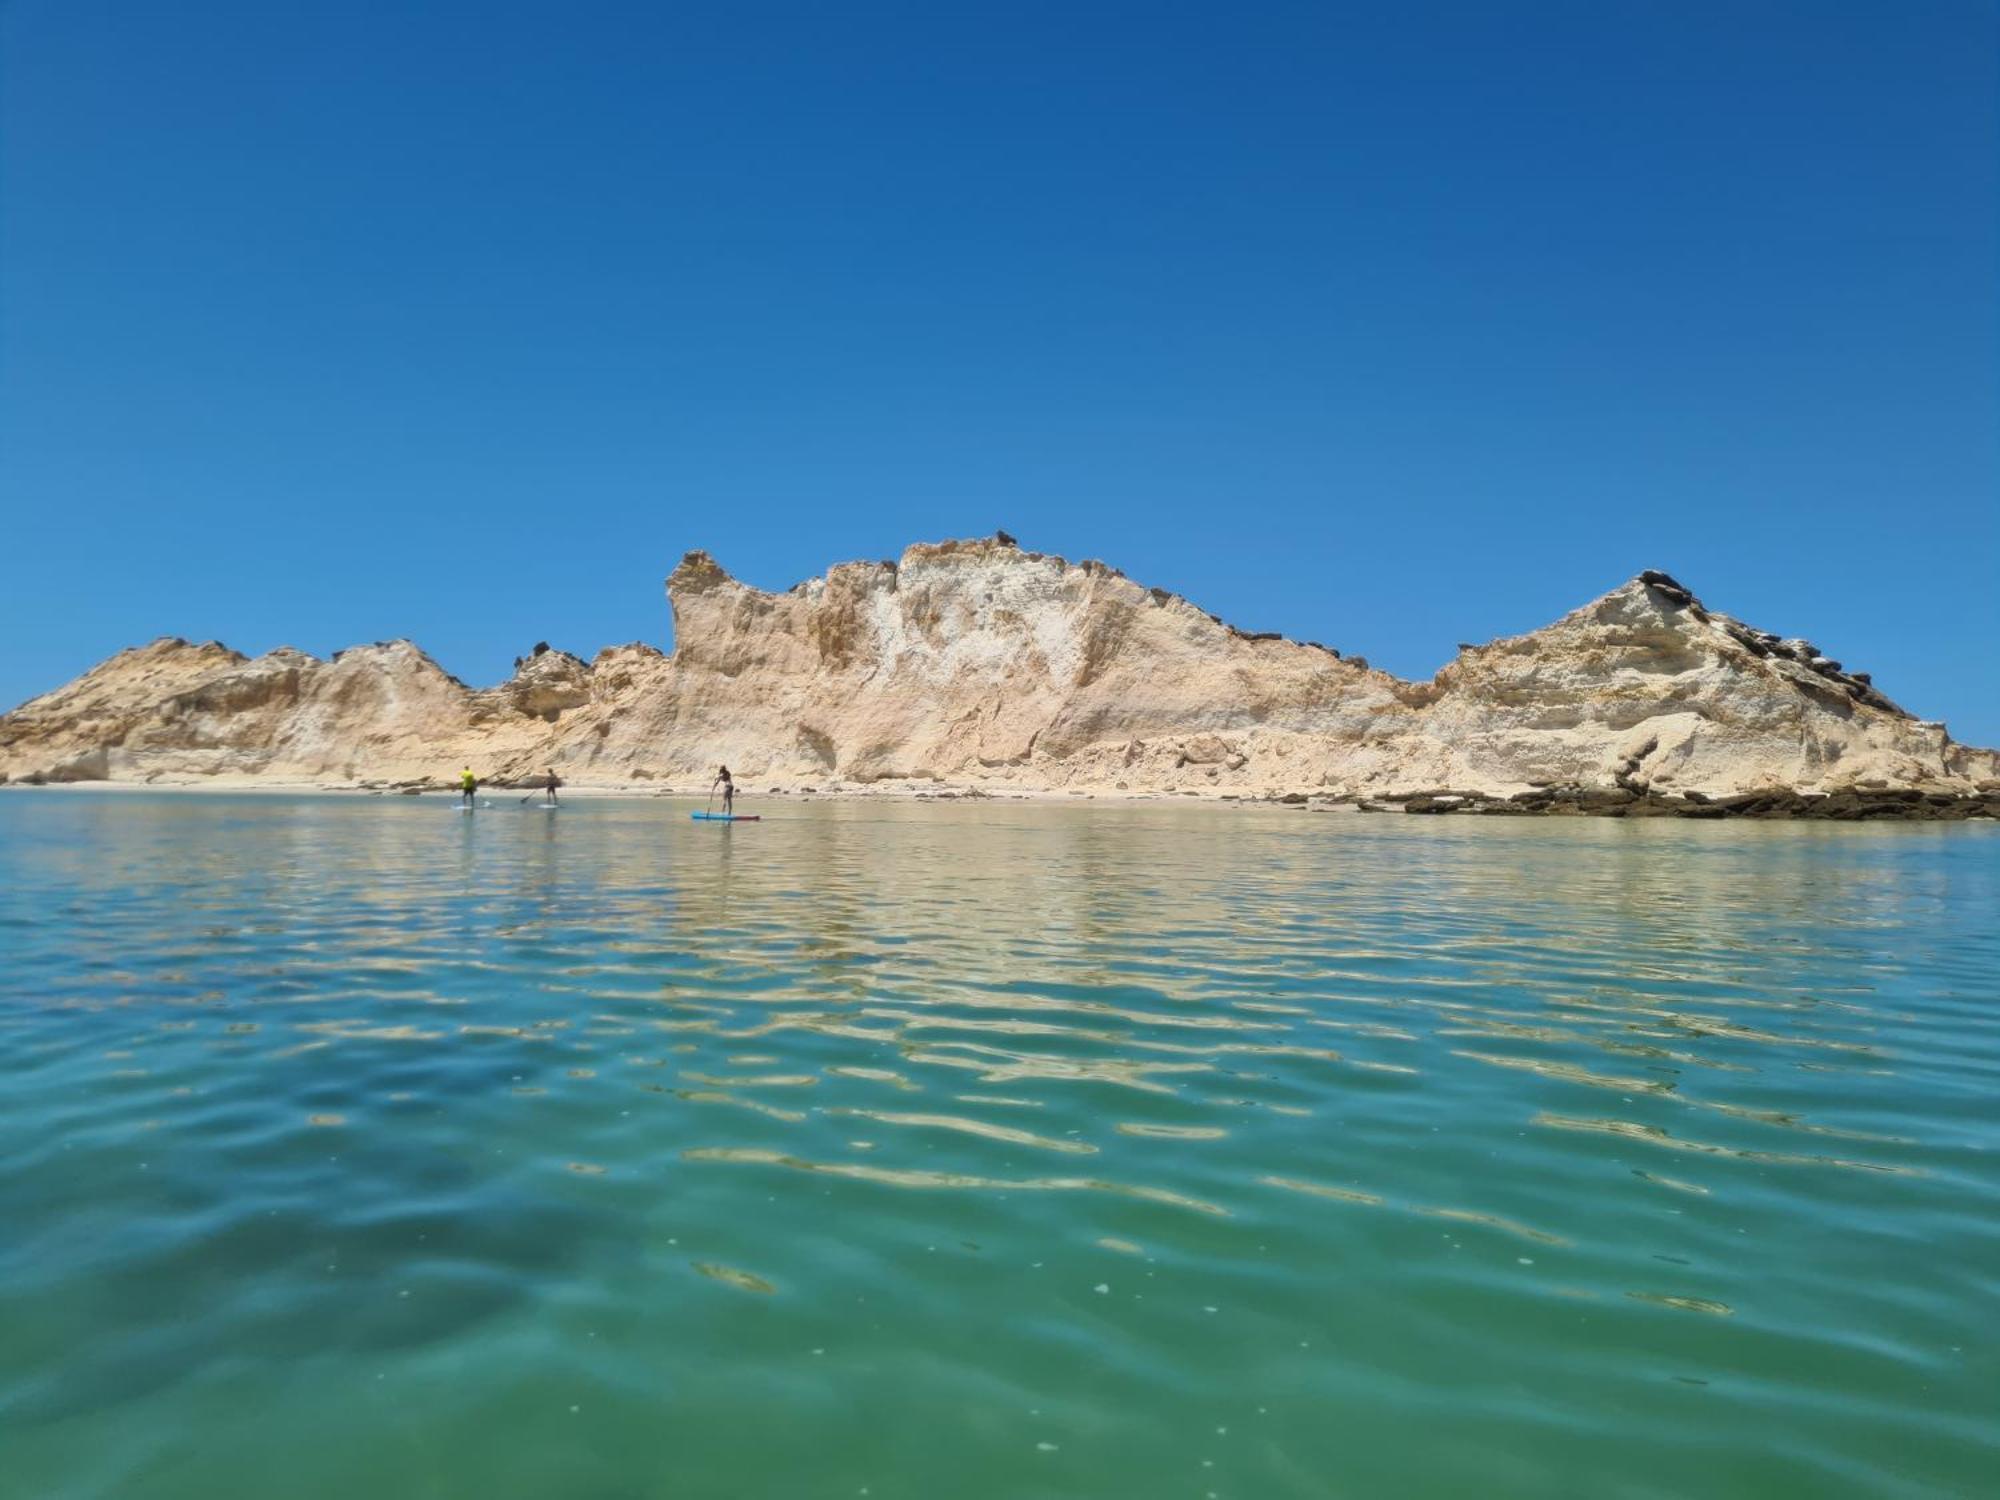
[2,537,1994,803]
[496,648,593,719]
[646,540,1409,785]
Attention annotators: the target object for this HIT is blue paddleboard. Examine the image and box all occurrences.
[691,812,760,822]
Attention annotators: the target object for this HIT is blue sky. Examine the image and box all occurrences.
[3,2,1995,742]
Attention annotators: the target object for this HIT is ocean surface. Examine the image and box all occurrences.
[1,792,1995,1500]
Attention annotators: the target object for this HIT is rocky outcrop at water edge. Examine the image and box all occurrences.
[2,536,1995,818]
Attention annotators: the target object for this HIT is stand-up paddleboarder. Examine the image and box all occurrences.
[711,765,735,817]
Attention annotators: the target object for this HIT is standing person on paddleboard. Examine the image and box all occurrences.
[459,766,478,809]
[543,767,561,806]
[711,765,735,817]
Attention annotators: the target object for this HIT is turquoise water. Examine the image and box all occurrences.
[2,793,1995,1499]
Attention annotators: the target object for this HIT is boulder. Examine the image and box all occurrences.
[1577,786,1636,809]
[1403,795,1462,814]
[1638,569,1695,606]
[504,650,592,718]
[1180,734,1237,765]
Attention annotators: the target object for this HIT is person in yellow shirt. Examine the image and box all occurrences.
[458,766,477,809]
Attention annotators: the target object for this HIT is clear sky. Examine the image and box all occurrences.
[3,2,1995,742]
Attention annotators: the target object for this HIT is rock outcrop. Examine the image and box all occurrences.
[3,537,1996,814]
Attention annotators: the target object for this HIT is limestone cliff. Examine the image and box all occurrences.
[3,537,1995,810]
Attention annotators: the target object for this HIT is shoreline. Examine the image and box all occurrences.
[7,778,1997,822]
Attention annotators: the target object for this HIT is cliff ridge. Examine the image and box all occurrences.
[4,537,1995,810]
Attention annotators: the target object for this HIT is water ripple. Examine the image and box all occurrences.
[1,794,1996,1499]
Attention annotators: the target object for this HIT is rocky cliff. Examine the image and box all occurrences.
[4,536,1996,814]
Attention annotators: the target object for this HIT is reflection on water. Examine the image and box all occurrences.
[1,794,1997,1500]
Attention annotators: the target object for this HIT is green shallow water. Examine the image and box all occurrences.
[1,793,1996,1499]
